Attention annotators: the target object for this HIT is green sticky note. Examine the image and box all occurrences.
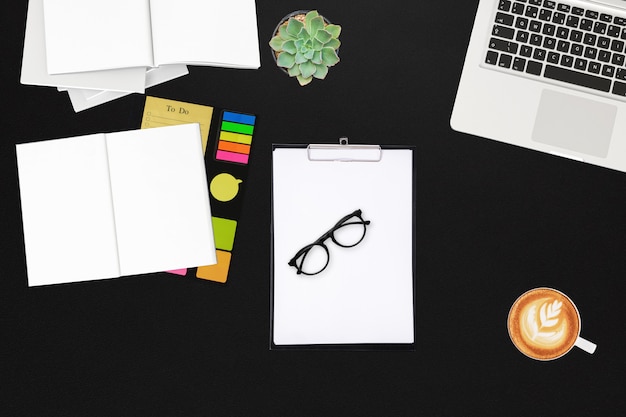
[221,121,254,135]
[212,217,237,251]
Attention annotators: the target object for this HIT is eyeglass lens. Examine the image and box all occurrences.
[289,210,370,275]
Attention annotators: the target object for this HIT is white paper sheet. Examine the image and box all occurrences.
[272,147,415,346]
[16,134,121,286]
[63,64,189,112]
[21,0,146,92]
[42,0,154,74]
[149,0,260,69]
[107,124,215,275]
[16,124,216,286]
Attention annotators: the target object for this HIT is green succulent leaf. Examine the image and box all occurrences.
[294,51,307,64]
[287,64,301,77]
[298,28,310,42]
[286,18,304,37]
[282,40,297,54]
[299,61,316,79]
[325,24,341,39]
[311,38,324,51]
[308,16,325,36]
[278,24,295,41]
[297,74,313,86]
[315,29,332,44]
[321,47,340,66]
[325,38,340,50]
[304,10,319,31]
[313,64,329,79]
[304,48,315,60]
[276,52,296,68]
[311,50,323,65]
[269,35,285,51]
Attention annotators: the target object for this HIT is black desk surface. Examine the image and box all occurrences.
[2,1,625,415]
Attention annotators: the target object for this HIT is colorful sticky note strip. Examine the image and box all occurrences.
[215,111,255,165]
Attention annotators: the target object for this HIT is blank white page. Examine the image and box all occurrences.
[21,0,147,92]
[105,124,216,276]
[43,0,154,74]
[20,0,146,93]
[272,148,415,345]
[16,134,120,286]
[150,0,260,68]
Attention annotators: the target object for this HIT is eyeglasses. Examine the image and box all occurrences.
[288,209,371,275]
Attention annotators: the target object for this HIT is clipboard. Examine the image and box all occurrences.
[271,139,416,350]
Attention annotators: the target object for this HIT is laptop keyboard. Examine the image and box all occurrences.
[485,0,626,99]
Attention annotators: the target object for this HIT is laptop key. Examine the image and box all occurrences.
[517,30,530,42]
[493,25,515,39]
[512,57,526,71]
[602,64,615,77]
[574,58,587,71]
[557,4,570,13]
[485,50,499,65]
[489,37,519,54]
[598,50,611,62]
[533,48,547,60]
[526,6,539,18]
[589,61,601,74]
[584,46,598,59]
[516,16,529,29]
[499,53,513,68]
[530,33,543,45]
[547,51,560,63]
[612,81,626,96]
[544,65,611,91]
[611,39,625,52]
[526,60,543,75]
[498,0,512,11]
[616,68,626,81]
[560,54,574,67]
[608,25,621,37]
[496,12,515,26]
[580,19,593,32]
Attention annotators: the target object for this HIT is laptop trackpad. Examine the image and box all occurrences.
[531,89,617,158]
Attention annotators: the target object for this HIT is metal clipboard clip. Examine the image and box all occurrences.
[307,137,382,162]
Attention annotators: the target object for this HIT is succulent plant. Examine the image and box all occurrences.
[269,10,341,86]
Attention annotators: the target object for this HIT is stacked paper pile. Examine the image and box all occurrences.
[20,0,261,111]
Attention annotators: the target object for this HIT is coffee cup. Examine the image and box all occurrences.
[507,287,596,360]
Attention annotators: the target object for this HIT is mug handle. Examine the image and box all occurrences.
[575,336,597,354]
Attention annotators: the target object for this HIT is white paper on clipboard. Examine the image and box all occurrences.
[271,141,415,348]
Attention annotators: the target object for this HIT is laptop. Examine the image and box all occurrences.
[451,0,626,173]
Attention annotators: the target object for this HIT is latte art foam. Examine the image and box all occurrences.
[521,299,566,347]
[508,288,581,360]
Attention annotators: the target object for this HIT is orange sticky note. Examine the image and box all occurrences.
[196,250,232,283]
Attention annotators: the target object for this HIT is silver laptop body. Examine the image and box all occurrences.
[452,0,626,173]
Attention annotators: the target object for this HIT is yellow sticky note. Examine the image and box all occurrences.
[141,96,214,154]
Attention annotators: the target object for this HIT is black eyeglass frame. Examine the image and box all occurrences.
[288,209,371,276]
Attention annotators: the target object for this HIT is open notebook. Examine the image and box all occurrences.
[42,0,261,75]
[16,123,216,286]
